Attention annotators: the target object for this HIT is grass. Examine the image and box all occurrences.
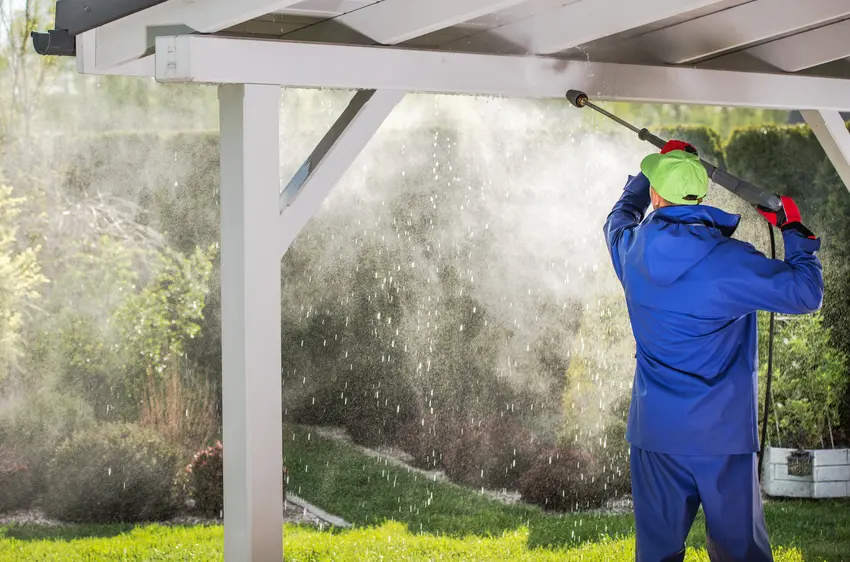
[0,521,811,561]
[0,426,847,560]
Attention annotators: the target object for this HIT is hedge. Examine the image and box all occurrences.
[657,125,725,168]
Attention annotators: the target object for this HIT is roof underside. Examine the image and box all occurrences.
[213,0,850,79]
[36,0,850,107]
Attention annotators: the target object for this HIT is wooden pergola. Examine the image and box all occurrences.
[34,1,850,559]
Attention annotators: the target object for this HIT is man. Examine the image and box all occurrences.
[604,140,823,562]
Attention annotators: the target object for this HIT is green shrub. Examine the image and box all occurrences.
[724,125,827,206]
[0,447,34,512]
[43,423,180,523]
[0,391,94,493]
[519,448,606,512]
[657,125,725,167]
[186,441,223,517]
[185,442,287,517]
[441,417,536,490]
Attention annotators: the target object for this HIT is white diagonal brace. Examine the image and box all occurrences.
[802,110,850,192]
[94,0,302,70]
[155,36,850,111]
[640,0,850,64]
[457,0,726,55]
[287,0,528,45]
[738,19,850,72]
[277,89,404,256]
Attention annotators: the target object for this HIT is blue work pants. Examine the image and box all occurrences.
[630,446,773,562]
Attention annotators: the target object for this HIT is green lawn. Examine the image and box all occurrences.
[0,426,847,561]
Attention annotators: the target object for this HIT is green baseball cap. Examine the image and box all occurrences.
[640,150,709,205]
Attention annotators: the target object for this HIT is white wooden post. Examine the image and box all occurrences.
[219,83,283,562]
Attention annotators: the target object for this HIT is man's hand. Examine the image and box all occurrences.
[758,195,817,239]
[660,140,698,155]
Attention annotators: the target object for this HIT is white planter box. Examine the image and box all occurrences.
[763,447,850,498]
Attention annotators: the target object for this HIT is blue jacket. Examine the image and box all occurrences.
[605,173,823,455]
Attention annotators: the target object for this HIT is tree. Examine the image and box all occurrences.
[759,311,847,449]
[0,180,45,380]
[0,0,63,142]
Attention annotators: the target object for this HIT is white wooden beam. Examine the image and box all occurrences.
[76,31,156,76]
[278,89,404,256]
[457,0,726,55]
[155,36,850,111]
[639,0,850,64]
[287,0,528,45]
[739,20,850,72]
[94,0,302,70]
[802,110,850,192]
[219,83,283,562]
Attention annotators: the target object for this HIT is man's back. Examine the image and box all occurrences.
[605,174,823,456]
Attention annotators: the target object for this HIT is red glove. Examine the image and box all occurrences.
[660,140,698,155]
[757,195,800,227]
[758,196,817,239]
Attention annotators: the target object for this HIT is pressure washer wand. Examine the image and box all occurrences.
[566,90,783,213]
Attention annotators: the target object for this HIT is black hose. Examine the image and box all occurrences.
[758,223,777,481]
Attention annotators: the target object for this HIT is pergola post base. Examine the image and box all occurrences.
[219,83,284,562]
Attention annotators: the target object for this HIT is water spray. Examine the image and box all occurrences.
[567,89,779,480]
[566,90,783,213]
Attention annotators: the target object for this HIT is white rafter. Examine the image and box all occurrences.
[456,0,727,55]
[93,0,302,70]
[639,0,850,64]
[154,36,850,111]
[803,111,850,192]
[287,0,529,45]
[740,19,850,72]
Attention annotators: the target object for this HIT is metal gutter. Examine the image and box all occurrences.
[32,0,169,56]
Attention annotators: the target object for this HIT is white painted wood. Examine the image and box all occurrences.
[278,89,404,256]
[77,31,156,76]
[459,0,726,55]
[742,19,850,72]
[802,110,850,192]
[639,0,850,64]
[94,0,302,69]
[155,35,850,111]
[287,0,529,45]
[219,83,284,562]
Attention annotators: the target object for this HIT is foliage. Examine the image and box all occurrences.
[518,448,606,512]
[0,0,63,142]
[115,245,215,376]
[279,425,842,561]
[0,182,46,378]
[0,447,34,513]
[724,125,827,209]
[657,125,726,168]
[759,312,847,449]
[0,391,94,493]
[440,416,536,490]
[43,423,180,523]
[0,520,815,562]
[606,102,789,140]
[139,360,219,457]
[185,442,223,517]
[0,426,846,560]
